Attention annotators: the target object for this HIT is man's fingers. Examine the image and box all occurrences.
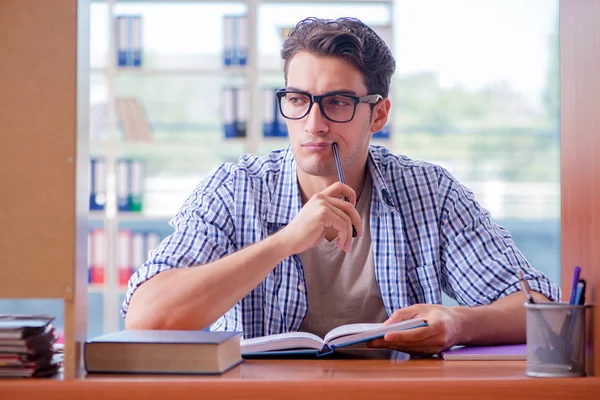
[321,182,357,206]
[383,326,437,343]
[368,326,434,348]
[328,197,363,238]
[383,305,424,325]
[324,203,352,250]
[368,337,445,356]
[326,204,353,250]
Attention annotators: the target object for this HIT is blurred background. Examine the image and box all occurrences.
[1,0,560,339]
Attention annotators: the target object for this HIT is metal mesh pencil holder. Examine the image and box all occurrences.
[524,302,591,377]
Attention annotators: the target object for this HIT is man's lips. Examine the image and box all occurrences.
[302,142,332,148]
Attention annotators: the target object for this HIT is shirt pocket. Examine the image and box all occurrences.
[414,264,442,304]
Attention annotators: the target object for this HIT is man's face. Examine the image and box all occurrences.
[284,51,375,178]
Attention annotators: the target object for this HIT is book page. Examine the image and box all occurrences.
[324,318,428,348]
[240,331,324,353]
[323,323,383,344]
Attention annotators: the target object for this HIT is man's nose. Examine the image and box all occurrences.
[304,102,329,135]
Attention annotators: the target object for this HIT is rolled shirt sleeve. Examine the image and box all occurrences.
[436,167,561,305]
[120,164,242,331]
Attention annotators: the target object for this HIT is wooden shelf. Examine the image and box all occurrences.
[91,0,393,4]
[91,66,248,76]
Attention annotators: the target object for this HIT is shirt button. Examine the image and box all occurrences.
[298,284,305,291]
[381,189,395,207]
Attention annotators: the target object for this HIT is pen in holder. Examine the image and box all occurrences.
[524,302,592,377]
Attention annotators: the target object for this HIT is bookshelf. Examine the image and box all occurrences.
[89,0,395,334]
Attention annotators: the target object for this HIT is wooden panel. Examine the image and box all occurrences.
[0,0,83,298]
[0,0,89,378]
[560,0,600,376]
[0,359,599,399]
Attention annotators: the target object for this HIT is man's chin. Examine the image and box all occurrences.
[296,162,337,178]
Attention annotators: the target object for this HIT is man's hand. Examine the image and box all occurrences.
[275,182,363,255]
[368,304,463,355]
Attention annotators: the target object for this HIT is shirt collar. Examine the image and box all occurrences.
[367,146,398,214]
[266,146,302,225]
[265,145,396,225]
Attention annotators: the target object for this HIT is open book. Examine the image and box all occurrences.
[241,318,427,357]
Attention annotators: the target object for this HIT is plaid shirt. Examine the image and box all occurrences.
[122,145,561,338]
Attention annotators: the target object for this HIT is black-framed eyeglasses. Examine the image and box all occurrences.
[275,89,383,123]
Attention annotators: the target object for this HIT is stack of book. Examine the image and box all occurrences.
[0,315,61,378]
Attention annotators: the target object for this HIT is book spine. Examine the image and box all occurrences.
[128,159,144,212]
[116,158,129,212]
[236,87,248,138]
[275,94,287,137]
[263,88,276,137]
[117,229,133,286]
[91,228,106,285]
[87,230,92,283]
[223,15,234,66]
[90,158,106,211]
[126,16,134,67]
[132,15,142,67]
[145,232,161,257]
[223,87,236,139]
[373,124,391,139]
[131,232,146,272]
[117,16,127,67]
[237,15,248,66]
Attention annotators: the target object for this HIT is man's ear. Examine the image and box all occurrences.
[370,98,391,134]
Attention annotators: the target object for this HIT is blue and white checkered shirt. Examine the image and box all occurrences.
[121,145,561,338]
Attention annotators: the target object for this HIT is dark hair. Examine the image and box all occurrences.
[281,17,396,98]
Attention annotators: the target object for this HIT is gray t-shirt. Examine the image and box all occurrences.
[298,173,388,338]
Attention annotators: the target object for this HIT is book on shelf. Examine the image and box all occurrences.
[88,228,162,286]
[241,318,428,357]
[441,344,527,361]
[89,158,106,211]
[373,124,391,139]
[89,228,106,285]
[115,158,146,213]
[116,98,152,143]
[117,229,133,286]
[85,330,243,375]
[222,87,248,139]
[262,87,288,138]
[116,15,143,67]
[223,14,248,66]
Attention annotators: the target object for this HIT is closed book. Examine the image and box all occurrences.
[85,330,243,375]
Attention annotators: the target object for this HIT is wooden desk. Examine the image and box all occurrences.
[2,355,599,400]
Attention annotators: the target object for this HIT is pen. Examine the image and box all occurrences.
[518,270,535,304]
[331,142,357,238]
[574,279,586,306]
[568,266,581,305]
[519,270,565,360]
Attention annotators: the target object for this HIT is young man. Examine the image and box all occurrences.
[123,17,560,355]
